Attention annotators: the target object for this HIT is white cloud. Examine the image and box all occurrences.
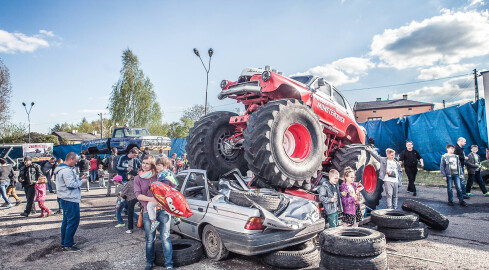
[370,10,489,69]
[468,0,484,7]
[417,63,474,79]
[293,57,374,86]
[392,77,474,108]
[0,29,56,54]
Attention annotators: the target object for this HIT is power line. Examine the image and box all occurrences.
[341,73,471,92]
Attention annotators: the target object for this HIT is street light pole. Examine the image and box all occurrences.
[22,102,35,143]
[193,48,213,115]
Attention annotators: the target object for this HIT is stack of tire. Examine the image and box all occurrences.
[401,199,449,231]
[261,240,320,269]
[154,238,204,267]
[319,227,388,270]
[371,209,428,240]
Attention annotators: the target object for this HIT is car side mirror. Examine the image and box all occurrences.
[318,78,325,87]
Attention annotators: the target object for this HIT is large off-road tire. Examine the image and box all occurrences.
[243,99,326,188]
[320,250,388,270]
[370,209,419,229]
[186,111,248,181]
[202,224,229,261]
[155,239,203,267]
[331,144,382,209]
[228,190,282,212]
[377,224,429,241]
[319,227,386,257]
[402,199,449,230]
[262,240,319,269]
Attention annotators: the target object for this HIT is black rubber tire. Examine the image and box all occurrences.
[201,224,229,261]
[319,227,386,257]
[262,240,319,269]
[154,239,203,267]
[331,144,382,209]
[186,111,248,181]
[170,233,181,241]
[370,209,419,229]
[377,224,429,241]
[228,190,282,211]
[401,199,449,230]
[320,250,388,270]
[243,99,326,188]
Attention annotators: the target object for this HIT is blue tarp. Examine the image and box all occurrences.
[170,138,187,158]
[53,144,82,160]
[360,99,488,171]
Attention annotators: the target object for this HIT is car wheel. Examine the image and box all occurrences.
[202,224,229,261]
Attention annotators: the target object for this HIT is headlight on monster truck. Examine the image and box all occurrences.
[142,140,151,147]
[220,80,228,89]
[261,70,271,82]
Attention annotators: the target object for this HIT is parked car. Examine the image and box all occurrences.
[81,127,171,155]
[171,169,324,261]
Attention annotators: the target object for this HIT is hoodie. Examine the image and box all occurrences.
[54,164,84,203]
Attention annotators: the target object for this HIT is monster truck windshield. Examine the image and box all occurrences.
[290,75,313,85]
[124,128,150,136]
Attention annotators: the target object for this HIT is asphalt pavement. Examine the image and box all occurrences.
[0,183,488,270]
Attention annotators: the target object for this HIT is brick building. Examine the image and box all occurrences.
[353,95,434,122]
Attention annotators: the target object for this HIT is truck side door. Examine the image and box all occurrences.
[310,79,340,130]
[173,171,209,240]
[110,129,126,152]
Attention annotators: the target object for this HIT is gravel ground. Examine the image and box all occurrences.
[0,183,488,270]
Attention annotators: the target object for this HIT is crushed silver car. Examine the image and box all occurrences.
[170,169,324,261]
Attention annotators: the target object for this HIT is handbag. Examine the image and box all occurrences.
[137,207,143,228]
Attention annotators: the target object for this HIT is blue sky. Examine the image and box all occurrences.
[1,0,489,133]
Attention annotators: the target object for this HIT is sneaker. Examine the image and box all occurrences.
[47,210,52,217]
[173,217,181,226]
[460,201,467,207]
[15,201,21,206]
[125,230,133,234]
[447,201,454,206]
[463,195,470,199]
[20,212,29,217]
[115,223,125,228]
[484,192,489,197]
[466,193,474,197]
[54,210,62,215]
[62,246,81,252]
[166,267,173,270]
[37,213,44,218]
[1,203,6,207]
[6,204,12,209]
[150,220,160,233]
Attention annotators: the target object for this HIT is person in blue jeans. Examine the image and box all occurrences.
[440,144,467,206]
[54,152,88,252]
[134,155,173,270]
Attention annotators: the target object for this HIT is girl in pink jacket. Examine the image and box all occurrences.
[340,167,364,227]
[35,176,51,217]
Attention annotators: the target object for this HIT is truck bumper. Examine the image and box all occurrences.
[217,82,261,100]
[215,218,324,256]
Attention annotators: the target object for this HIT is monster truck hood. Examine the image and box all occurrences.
[240,67,264,77]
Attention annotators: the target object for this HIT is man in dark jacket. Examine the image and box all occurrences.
[105,147,120,196]
[399,141,424,196]
[18,156,42,217]
[77,154,90,192]
[116,148,141,183]
[454,137,469,199]
[41,157,56,193]
[465,145,489,196]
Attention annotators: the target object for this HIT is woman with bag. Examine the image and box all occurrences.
[134,155,173,270]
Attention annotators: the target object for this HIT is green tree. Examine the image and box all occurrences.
[0,58,12,123]
[183,104,213,121]
[167,117,194,138]
[109,49,162,127]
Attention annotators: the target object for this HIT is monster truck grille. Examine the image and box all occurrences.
[218,80,261,100]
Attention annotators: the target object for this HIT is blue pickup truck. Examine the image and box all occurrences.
[81,127,171,155]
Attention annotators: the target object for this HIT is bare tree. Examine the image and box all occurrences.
[183,104,213,121]
[0,58,12,123]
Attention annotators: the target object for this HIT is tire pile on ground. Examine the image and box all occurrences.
[319,227,388,270]
[261,240,319,269]
[371,209,428,241]
[154,238,203,267]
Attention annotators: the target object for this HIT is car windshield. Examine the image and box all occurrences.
[290,75,313,85]
[124,128,150,136]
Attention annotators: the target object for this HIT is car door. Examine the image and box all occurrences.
[110,129,125,152]
[311,78,340,129]
[173,171,209,240]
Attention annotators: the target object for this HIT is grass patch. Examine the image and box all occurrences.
[404,168,483,190]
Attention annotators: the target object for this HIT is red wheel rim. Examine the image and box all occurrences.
[363,164,377,193]
[283,123,311,162]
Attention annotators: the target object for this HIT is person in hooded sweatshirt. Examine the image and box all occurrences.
[55,152,88,252]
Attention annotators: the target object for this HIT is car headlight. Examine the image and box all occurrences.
[220,80,228,89]
[262,71,271,82]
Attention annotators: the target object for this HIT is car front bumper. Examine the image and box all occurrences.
[215,218,324,256]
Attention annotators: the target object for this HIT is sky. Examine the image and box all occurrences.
[1,0,489,133]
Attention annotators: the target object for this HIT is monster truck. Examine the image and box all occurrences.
[186,67,382,208]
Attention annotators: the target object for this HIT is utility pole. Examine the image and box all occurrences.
[193,48,214,115]
[98,113,103,139]
[474,69,479,101]
[443,100,445,109]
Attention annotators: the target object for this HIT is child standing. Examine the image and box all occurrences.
[97,163,105,188]
[465,145,489,197]
[148,157,180,233]
[441,144,467,206]
[340,167,364,227]
[379,148,403,209]
[318,169,342,228]
[35,176,51,217]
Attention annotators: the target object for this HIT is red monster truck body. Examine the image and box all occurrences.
[187,67,382,209]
